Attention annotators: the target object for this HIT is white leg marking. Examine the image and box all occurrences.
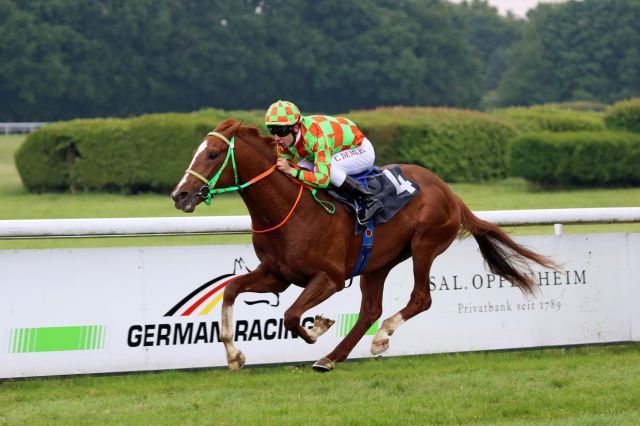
[371,313,404,355]
[306,315,335,341]
[221,305,245,370]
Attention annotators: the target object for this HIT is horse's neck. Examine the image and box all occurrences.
[236,140,300,229]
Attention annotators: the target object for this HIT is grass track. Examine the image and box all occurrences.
[1,344,639,424]
[0,135,23,191]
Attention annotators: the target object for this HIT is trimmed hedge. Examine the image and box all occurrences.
[604,98,640,133]
[490,106,605,133]
[16,114,215,193]
[346,107,517,182]
[510,131,640,187]
[194,108,263,124]
[17,107,518,193]
[542,101,609,112]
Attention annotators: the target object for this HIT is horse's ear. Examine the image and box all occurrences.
[232,120,243,135]
[230,119,243,136]
[214,118,243,134]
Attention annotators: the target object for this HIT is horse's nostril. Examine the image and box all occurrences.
[171,191,189,203]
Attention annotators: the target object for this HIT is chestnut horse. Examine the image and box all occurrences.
[171,119,555,372]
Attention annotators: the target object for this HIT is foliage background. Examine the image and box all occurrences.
[510,131,640,187]
[1,0,639,121]
[15,107,518,192]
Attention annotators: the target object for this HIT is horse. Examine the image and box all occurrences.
[171,119,556,372]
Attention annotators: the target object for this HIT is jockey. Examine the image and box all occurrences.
[265,100,383,224]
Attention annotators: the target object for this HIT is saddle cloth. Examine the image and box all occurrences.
[327,166,421,234]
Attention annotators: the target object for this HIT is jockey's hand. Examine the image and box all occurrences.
[276,158,293,174]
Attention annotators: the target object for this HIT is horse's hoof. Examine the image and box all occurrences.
[312,357,335,373]
[227,350,246,371]
[371,338,389,355]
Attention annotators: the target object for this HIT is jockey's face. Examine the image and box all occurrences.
[271,124,298,148]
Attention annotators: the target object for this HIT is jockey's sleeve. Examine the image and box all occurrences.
[283,129,332,188]
[276,141,329,186]
[276,145,294,160]
[296,149,331,188]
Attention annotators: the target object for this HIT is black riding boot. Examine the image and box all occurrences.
[339,176,384,224]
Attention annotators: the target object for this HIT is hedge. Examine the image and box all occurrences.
[604,98,640,133]
[490,106,605,133]
[193,108,263,124]
[541,101,609,112]
[346,107,517,182]
[16,114,215,193]
[16,107,517,193]
[510,131,640,187]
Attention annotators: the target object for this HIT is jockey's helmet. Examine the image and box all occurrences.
[265,100,301,126]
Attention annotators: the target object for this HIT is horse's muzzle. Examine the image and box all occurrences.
[171,190,197,212]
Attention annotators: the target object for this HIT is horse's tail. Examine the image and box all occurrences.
[456,196,557,296]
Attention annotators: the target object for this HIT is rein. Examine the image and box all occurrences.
[253,179,336,233]
[252,184,304,233]
[185,130,334,233]
[185,131,277,205]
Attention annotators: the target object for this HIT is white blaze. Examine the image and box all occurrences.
[176,139,208,189]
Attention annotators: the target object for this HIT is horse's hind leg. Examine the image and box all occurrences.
[221,265,289,370]
[313,265,390,372]
[371,247,436,355]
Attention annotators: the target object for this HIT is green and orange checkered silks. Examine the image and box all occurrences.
[277,115,366,188]
[265,100,301,125]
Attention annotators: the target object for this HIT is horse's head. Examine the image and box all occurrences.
[171,119,243,212]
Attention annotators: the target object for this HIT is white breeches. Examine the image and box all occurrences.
[297,138,376,186]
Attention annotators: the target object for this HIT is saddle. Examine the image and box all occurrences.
[328,166,421,234]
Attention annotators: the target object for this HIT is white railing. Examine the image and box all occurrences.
[0,207,638,239]
[0,122,46,135]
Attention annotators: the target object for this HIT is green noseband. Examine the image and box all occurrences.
[185,131,240,205]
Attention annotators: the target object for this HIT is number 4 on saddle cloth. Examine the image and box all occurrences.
[327,166,421,280]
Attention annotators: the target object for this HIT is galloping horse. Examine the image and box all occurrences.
[171,119,555,372]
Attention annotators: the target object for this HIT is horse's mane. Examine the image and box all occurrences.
[215,118,276,151]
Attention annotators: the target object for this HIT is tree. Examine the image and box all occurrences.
[496,0,640,106]
[461,0,523,91]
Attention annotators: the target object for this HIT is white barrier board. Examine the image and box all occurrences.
[0,233,637,379]
[630,234,640,341]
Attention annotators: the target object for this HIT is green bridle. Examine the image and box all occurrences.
[185,131,246,205]
[184,130,335,214]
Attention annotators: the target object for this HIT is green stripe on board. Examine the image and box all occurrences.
[337,313,378,337]
[8,325,106,353]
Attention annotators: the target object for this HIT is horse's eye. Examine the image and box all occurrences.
[207,151,219,160]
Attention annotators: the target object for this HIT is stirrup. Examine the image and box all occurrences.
[356,206,379,225]
[356,213,369,226]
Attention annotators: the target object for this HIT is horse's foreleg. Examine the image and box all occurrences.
[372,250,435,355]
[312,266,389,372]
[283,271,341,345]
[221,266,289,370]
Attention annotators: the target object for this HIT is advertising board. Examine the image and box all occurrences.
[0,233,637,378]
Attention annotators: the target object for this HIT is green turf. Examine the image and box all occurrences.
[1,344,638,424]
[0,135,24,191]
[451,178,640,237]
[1,135,639,250]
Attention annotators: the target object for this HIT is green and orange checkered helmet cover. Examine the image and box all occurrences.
[265,100,301,126]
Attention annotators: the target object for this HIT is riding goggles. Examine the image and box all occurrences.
[267,125,294,137]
